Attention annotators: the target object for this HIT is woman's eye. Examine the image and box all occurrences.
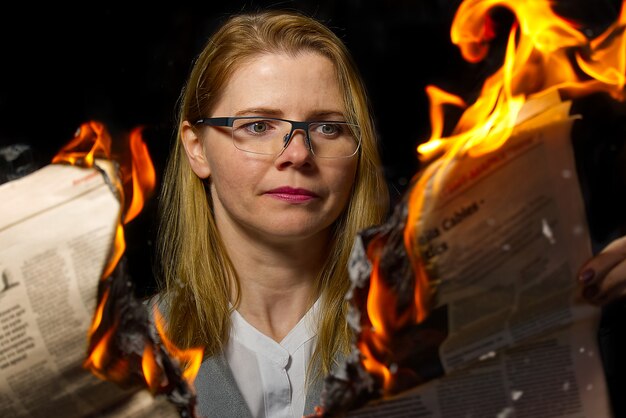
[320,124,339,135]
[322,125,337,135]
[251,122,268,133]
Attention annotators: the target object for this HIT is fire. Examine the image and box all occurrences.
[153,307,204,384]
[125,126,157,224]
[52,121,202,405]
[52,121,112,167]
[359,0,626,394]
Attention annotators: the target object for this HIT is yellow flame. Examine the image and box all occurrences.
[422,0,626,160]
[153,306,204,385]
[83,327,115,373]
[142,345,163,393]
[52,121,111,167]
[575,5,626,98]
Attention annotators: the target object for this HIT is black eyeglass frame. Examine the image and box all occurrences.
[194,116,361,158]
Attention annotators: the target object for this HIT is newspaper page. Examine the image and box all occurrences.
[0,162,178,417]
[346,93,612,417]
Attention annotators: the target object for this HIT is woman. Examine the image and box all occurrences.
[155,9,389,418]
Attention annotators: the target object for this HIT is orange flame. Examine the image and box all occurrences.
[142,344,162,393]
[135,307,203,394]
[153,307,203,385]
[421,0,626,160]
[87,288,110,335]
[102,224,126,279]
[575,5,626,96]
[360,0,626,393]
[125,126,156,224]
[84,327,115,376]
[52,121,112,166]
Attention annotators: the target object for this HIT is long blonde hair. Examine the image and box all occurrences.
[156,9,389,379]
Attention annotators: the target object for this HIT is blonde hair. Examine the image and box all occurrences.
[157,9,389,380]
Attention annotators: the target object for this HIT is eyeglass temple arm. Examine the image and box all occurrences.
[194,117,233,127]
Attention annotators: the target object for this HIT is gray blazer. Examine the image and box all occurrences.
[193,354,324,418]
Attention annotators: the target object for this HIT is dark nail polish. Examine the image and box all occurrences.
[583,285,598,300]
[579,268,595,284]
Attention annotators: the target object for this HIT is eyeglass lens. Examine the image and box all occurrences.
[230,118,360,158]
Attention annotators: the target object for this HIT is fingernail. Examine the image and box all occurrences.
[583,285,598,300]
[579,268,595,284]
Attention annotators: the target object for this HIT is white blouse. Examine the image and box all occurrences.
[225,300,320,418]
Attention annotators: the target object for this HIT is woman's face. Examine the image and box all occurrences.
[182,52,358,244]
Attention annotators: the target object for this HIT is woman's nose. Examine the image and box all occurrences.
[274,129,313,168]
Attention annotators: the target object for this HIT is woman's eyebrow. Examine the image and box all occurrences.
[231,108,346,120]
[309,111,346,120]
[233,108,282,117]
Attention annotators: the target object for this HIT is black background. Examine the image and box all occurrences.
[0,1,623,198]
[2,0,623,283]
[1,0,626,414]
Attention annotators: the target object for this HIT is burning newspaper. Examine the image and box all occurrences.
[317,92,612,417]
[314,0,626,415]
[0,123,197,417]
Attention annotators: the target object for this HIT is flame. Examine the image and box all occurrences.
[421,0,626,160]
[102,224,126,279]
[416,85,467,158]
[360,0,626,394]
[87,288,110,335]
[135,307,203,395]
[142,344,162,393]
[84,327,115,376]
[153,307,203,385]
[53,121,156,226]
[575,5,626,95]
[125,126,156,224]
[53,121,201,402]
[52,121,112,166]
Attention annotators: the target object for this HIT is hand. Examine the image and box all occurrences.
[578,235,626,305]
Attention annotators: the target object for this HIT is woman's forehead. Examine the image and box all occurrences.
[215,52,344,116]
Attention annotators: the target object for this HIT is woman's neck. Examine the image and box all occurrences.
[220,223,329,342]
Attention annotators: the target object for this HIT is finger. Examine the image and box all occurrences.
[581,256,626,305]
[578,236,626,285]
[582,277,626,306]
[600,235,626,253]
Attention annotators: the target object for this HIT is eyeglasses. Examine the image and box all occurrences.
[194,116,361,159]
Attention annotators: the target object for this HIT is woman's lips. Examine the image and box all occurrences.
[265,186,319,202]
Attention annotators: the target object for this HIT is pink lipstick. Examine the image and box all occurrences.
[265,186,319,202]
